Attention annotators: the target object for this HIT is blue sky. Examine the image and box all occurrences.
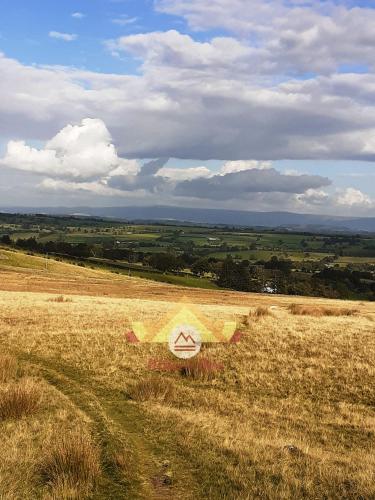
[0,0,375,215]
[1,0,140,72]
[0,0,231,73]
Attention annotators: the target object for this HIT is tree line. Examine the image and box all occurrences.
[1,235,374,300]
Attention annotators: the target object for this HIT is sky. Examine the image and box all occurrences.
[1,0,375,216]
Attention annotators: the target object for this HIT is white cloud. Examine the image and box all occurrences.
[336,187,373,207]
[109,30,254,75]
[3,49,375,164]
[99,30,375,161]
[220,160,272,175]
[112,16,138,26]
[156,0,284,34]
[39,178,126,197]
[72,12,85,19]
[23,123,370,215]
[172,168,331,200]
[2,1,375,214]
[296,188,330,206]
[2,2,375,168]
[0,119,122,180]
[11,119,329,202]
[155,1,375,74]
[108,160,140,177]
[296,186,374,213]
[39,177,374,216]
[49,31,78,42]
[157,166,212,180]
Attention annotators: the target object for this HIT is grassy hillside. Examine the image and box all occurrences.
[0,246,219,290]
[0,250,374,498]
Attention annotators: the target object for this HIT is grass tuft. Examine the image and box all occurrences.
[0,354,18,383]
[249,306,273,320]
[48,295,73,303]
[129,376,175,402]
[38,432,101,493]
[179,357,222,380]
[0,378,41,420]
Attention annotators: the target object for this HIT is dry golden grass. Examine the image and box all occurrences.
[0,248,111,278]
[179,357,222,380]
[38,431,101,495]
[0,369,101,499]
[1,247,373,315]
[0,254,374,498]
[250,305,274,320]
[0,378,41,420]
[129,376,175,402]
[288,303,359,317]
[0,354,18,383]
[47,295,73,303]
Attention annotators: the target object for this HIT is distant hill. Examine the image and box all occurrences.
[2,205,375,233]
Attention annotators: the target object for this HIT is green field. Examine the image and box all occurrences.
[208,249,333,261]
[1,213,374,300]
[2,215,375,266]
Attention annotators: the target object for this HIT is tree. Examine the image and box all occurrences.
[217,257,251,291]
[191,258,212,276]
[234,261,252,291]
[265,256,292,274]
[1,234,11,245]
[149,253,180,273]
[217,256,237,288]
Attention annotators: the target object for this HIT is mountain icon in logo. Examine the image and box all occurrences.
[169,325,201,359]
[174,332,197,352]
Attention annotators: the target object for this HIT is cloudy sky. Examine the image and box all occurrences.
[1,0,375,215]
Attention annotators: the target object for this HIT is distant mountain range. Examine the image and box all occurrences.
[2,205,375,233]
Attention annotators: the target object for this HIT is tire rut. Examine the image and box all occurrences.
[15,352,175,500]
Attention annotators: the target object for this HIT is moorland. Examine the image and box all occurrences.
[0,243,374,498]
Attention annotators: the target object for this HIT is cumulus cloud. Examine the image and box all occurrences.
[2,48,375,162]
[100,28,375,161]
[49,31,78,42]
[0,119,123,180]
[296,188,330,206]
[104,153,331,200]
[21,122,369,214]
[107,158,171,193]
[1,1,375,215]
[295,186,374,213]
[108,30,256,77]
[336,187,372,207]
[12,118,330,203]
[156,0,288,34]
[39,176,373,216]
[155,0,375,74]
[107,160,140,177]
